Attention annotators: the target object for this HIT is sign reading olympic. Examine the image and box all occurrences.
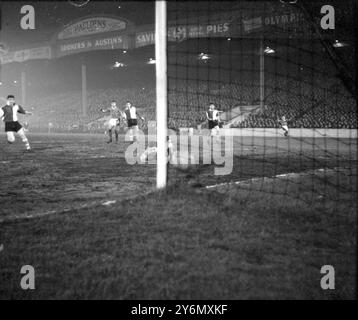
[58,16,127,40]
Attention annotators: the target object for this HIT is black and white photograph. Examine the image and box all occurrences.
[0,0,356,303]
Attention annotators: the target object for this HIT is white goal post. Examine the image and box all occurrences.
[155,0,168,189]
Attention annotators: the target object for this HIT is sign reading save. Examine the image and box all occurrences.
[58,17,127,40]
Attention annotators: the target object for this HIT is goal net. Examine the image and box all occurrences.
[162,0,357,208]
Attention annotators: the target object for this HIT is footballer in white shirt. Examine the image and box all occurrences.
[122,101,145,141]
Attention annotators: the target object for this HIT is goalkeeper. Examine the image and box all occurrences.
[140,137,174,163]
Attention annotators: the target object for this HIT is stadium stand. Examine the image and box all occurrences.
[25,73,356,132]
[24,46,356,132]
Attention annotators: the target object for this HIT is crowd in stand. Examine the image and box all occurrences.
[25,70,356,133]
[235,76,357,129]
[27,88,156,133]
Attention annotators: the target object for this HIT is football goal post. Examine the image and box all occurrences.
[155,0,168,189]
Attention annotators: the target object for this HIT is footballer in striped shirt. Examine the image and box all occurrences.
[0,95,32,150]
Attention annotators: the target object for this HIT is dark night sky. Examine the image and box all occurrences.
[0,1,155,47]
[0,1,354,102]
[0,1,242,48]
[0,0,244,103]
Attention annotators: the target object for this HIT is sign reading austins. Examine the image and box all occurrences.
[57,35,128,57]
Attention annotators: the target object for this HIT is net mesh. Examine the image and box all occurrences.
[166,0,357,209]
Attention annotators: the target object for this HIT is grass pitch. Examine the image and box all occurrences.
[0,133,356,299]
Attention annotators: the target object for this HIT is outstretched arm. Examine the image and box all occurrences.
[136,109,145,121]
[17,105,33,115]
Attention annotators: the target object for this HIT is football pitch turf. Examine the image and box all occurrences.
[0,133,356,299]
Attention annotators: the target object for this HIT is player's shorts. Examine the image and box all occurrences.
[208,120,219,130]
[108,118,120,127]
[282,125,289,132]
[128,119,138,128]
[5,121,22,132]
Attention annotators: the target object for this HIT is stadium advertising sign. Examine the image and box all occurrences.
[263,12,304,27]
[239,10,308,37]
[135,22,230,48]
[56,34,129,57]
[185,23,230,38]
[0,46,52,64]
[0,43,9,55]
[58,16,127,40]
[242,12,305,33]
[135,30,155,48]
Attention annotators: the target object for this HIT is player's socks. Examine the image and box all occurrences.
[22,137,31,150]
[107,129,113,143]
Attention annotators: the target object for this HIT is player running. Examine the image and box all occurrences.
[99,100,123,143]
[206,103,221,136]
[0,95,32,150]
[278,116,290,137]
[122,101,145,141]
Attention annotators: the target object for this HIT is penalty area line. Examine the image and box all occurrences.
[0,190,154,224]
[0,202,97,224]
[205,167,345,190]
